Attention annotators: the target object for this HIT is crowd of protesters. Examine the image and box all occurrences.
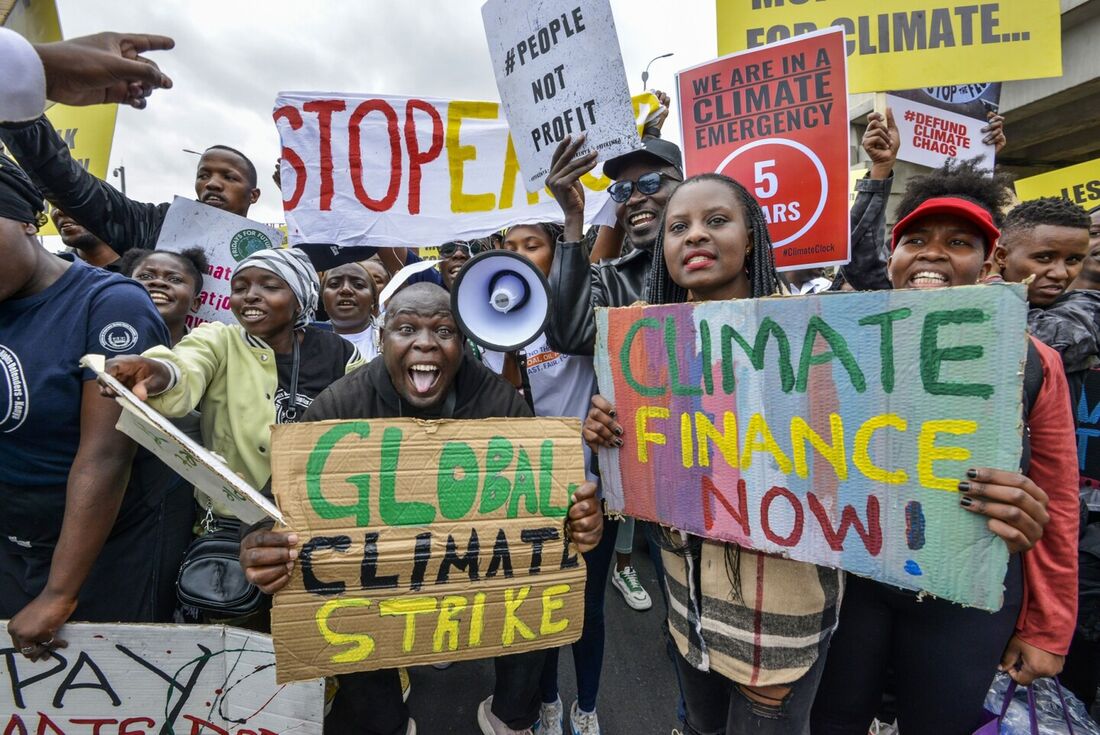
[1,22,1098,735]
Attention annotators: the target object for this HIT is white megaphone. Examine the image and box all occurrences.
[451,250,551,352]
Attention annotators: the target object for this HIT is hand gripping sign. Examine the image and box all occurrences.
[82,355,282,526]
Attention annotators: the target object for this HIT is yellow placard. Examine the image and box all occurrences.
[1,0,61,42]
[716,0,1062,94]
[1014,158,1100,209]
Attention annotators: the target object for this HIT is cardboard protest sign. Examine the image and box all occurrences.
[482,0,641,192]
[81,355,283,526]
[155,197,282,329]
[269,418,587,682]
[1014,157,1100,208]
[677,29,850,271]
[887,88,997,171]
[716,0,1063,94]
[273,92,662,248]
[0,622,323,734]
[593,284,1029,610]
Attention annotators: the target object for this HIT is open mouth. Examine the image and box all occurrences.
[629,211,656,228]
[408,363,440,395]
[909,270,949,288]
[202,193,226,207]
[334,298,359,309]
[149,291,173,306]
[240,307,266,320]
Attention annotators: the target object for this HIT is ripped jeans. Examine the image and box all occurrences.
[673,633,830,735]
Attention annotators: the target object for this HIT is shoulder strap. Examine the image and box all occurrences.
[1024,338,1044,416]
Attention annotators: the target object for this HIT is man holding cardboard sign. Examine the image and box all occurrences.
[242,283,603,735]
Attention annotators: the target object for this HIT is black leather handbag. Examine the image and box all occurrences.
[176,514,262,617]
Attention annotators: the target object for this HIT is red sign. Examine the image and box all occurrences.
[676,29,850,271]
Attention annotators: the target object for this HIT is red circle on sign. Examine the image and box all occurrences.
[715,138,827,248]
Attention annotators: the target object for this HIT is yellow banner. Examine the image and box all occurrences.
[37,104,119,235]
[1,0,61,41]
[1014,158,1100,209]
[716,0,1062,94]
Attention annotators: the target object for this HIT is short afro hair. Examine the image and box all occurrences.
[895,158,1014,228]
[1004,197,1090,235]
[203,145,258,188]
[119,247,209,297]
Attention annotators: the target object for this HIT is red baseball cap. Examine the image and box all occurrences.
[891,197,1001,256]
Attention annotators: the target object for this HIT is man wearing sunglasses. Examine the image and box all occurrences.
[439,239,488,291]
[544,134,684,356]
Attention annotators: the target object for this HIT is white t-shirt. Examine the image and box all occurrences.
[479,332,598,481]
[336,325,379,363]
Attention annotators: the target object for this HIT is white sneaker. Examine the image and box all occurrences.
[569,700,601,735]
[611,566,653,610]
[540,696,564,735]
[478,696,536,734]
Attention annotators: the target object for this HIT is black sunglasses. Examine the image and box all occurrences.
[607,172,680,203]
[439,240,484,258]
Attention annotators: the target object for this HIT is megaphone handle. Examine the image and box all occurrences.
[514,349,535,414]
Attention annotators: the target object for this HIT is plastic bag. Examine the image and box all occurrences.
[980,673,1100,735]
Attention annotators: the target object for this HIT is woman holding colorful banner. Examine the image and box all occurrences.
[808,162,1080,734]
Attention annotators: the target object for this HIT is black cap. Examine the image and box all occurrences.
[603,137,683,181]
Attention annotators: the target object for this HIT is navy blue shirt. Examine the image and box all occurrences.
[405,250,444,287]
[0,259,168,485]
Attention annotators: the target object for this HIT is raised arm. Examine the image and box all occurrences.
[840,109,899,292]
[0,115,168,252]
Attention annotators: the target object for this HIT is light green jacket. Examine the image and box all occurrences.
[145,322,363,507]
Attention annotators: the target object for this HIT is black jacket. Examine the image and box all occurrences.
[0,114,171,252]
[1028,289,1100,406]
[545,174,894,356]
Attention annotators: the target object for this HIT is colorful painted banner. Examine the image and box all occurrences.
[716,0,1062,94]
[269,418,588,682]
[272,92,661,248]
[482,0,641,192]
[0,623,324,734]
[677,29,850,271]
[81,355,282,525]
[593,284,1029,610]
[1014,157,1100,208]
[155,197,281,329]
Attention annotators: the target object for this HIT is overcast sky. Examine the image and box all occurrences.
[55,0,717,225]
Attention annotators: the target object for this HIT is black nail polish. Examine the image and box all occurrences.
[958,481,971,492]
[609,410,617,418]
[960,496,973,507]
[614,427,624,436]
[613,438,623,448]
[967,469,978,479]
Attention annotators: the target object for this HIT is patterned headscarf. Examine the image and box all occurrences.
[231,247,319,329]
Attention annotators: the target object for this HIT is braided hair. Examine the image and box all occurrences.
[645,173,782,305]
[642,173,782,602]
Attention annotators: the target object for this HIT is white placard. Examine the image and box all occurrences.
[155,197,283,329]
[887,94,995,172]
[482,0,641,191]
[273,92,661,249]
[0,623,323,734]
[81,355,283,526]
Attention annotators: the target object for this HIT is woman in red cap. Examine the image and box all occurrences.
[810,160,1080,734]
